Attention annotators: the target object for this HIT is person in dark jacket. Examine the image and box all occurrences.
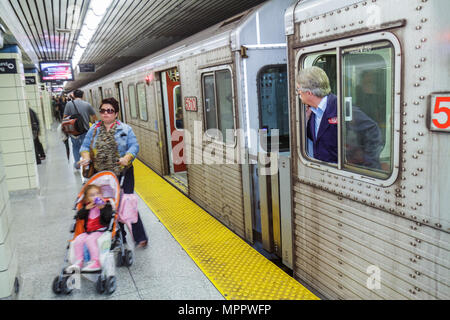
[68,184,112,272]
[29,108,46,164]
[297,66,337,163]
[297,66,383,168]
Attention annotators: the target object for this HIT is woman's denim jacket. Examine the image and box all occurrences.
[80,120,139,160]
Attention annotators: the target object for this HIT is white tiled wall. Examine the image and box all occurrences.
[0,51,39,192]
[0,143,18,299]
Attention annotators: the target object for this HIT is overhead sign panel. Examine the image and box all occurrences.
[79,63,95,73]
[39,60,74,82]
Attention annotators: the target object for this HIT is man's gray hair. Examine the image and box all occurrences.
[297,66,331,98]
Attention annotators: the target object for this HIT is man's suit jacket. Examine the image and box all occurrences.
[306,94,338,163]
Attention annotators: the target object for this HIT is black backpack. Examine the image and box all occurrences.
[61,101,87,136]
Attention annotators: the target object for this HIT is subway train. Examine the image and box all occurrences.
[80,0,450,299]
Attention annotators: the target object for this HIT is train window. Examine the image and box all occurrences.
[136,82,148,121]
[216,70,234,136]
[128,84,138,119]
[203,74,217,130]
[258,65,289,152]
[174,85,183,129]
[201,69,234,142]
[341,41,394,178]
[297,36,399,184]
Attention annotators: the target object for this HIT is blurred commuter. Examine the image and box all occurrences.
[64,90,97,170]
[29,108,46,164]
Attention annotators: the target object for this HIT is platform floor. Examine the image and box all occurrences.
[9,124,318,300]
[9,126,223,300]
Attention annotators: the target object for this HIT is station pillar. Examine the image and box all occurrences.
[0,136,19,299]
[0,45,39,192]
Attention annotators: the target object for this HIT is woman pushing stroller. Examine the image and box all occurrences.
[78,97,148,248]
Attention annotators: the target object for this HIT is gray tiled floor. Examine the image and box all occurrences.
[9,124,224,300]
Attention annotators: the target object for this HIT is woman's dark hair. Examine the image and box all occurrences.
[100,97,120,113]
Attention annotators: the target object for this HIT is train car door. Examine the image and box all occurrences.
[115,82,126,122]
[160,68,187,182]
[253,65,290,260]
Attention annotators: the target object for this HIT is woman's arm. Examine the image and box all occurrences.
[117,126,139,166]
[79,124,97,162]
[125,126,139,159]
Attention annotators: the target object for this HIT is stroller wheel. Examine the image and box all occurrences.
[124,250,134,267]
[62,276,74,295]
[105,276,117,295]
[116,252,124,267]
[96,275,106,294]
[52,276,63,295]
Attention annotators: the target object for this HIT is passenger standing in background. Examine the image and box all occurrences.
[78,98,148,248]
[29,107,46,164]
[297,66,337,163]
[64,89,97,170]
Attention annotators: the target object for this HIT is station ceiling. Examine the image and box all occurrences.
[0,0,268,91]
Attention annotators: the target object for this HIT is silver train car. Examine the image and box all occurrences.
[81,0,293,260]
[79,0,449,299]
[286,0,449,299]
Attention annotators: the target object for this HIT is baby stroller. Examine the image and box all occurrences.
[52,171,134,295]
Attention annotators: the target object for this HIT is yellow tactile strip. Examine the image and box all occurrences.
[134,160,319,300]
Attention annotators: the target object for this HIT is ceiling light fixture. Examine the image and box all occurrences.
[72,0,112,70]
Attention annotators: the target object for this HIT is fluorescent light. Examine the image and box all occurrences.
[72,0,112,68]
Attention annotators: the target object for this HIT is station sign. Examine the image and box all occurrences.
[79,63,95,73]
[25,76,36,85]
[0,59,17,74]
[429,93,450,132]
[184,96,198,112]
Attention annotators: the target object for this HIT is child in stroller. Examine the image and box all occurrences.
[68,184,112,272]
[52,171,135,295]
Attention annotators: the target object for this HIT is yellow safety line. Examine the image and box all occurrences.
[134,160,319,300]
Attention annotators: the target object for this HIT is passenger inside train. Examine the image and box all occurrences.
[298,66,383,169]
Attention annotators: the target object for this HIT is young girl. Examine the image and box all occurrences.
[69,184,112,272]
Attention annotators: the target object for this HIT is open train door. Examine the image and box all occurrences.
[114,82,126,122]
[160,68,187,186]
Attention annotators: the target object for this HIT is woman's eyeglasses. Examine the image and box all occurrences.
[99,109,115,114]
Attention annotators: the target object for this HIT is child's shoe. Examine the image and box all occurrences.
[81,260,101,272]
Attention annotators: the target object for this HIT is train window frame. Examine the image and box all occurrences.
[200,65,236,146]
[136,82,148,122]
[294,31,401,187]
[127,83,139,119]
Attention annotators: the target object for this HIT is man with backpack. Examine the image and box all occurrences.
[63,89,97,170]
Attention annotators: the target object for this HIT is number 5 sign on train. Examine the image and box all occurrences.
[429,94,450,132]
